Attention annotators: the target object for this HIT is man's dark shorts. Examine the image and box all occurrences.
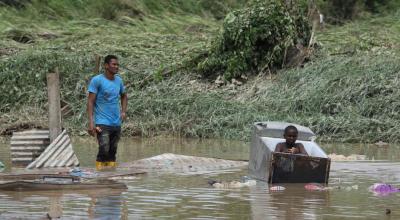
[96,124,121,162]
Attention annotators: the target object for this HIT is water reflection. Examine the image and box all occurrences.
[90,191,127,220]
[249,183,329,220]
[0,137,400,219]
[0,188,127,219]
[48,196,62,219]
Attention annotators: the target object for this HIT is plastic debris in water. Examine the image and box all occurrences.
[269,186,285,191]
[345,185,359,191]
[109,176,138,180]
[0,161,4,172]
[241,176,251,182]
[323,186,336,190]
[305,183,358,191]
[69,167,98,178]
[328,153,366,161]
[208,179,256,189]
[370,183,400,196]
[304,183,326,191]
[243,180,257,187]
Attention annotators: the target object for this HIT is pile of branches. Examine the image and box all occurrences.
[195,0,311,81]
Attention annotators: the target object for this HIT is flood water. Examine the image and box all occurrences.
[0,137,399,219]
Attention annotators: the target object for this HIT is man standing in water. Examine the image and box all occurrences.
[87,55,128,170]
[275,125,308,155]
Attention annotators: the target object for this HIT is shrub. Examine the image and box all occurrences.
[195,0,311,81]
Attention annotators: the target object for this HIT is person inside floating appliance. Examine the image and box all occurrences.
[274,125,308,155]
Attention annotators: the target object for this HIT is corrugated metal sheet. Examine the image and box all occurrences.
[119,153,248,173]
[26,130,79,169]
[10,129,50,166]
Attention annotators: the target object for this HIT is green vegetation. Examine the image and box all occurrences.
[194,0,311,80]
[317,0,400,23]
[1,0,400,143]
[0,0,242,135]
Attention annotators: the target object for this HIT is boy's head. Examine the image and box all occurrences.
[283,125,298,145]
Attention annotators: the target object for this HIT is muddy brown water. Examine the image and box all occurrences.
[0,137,399,219]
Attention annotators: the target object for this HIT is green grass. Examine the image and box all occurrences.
[0,0,237,135]
[317,11,400,54]
[121,52,400,143]
[1,1,400,143]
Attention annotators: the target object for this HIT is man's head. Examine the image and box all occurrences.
[283,125,298,145]
[104,55,119,75]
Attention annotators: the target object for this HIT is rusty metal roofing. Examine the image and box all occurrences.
[26,130,79,169]
[11,129,50,166]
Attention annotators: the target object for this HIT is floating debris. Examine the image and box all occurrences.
[0,180,127,191]
[328,153,367,161]
[26,130,79,169]
[305,183,358,191]
[208,179,256,189]
[0,161,4,172]
[345,185,359,191]
[120,153,247,173]
[305,183,326,191]
[370,183,400,196]
[69,167,98,179]
[269,186,286,191]
[109,176,138,180]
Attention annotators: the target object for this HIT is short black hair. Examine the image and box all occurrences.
[284,125,298,134]
[104,55,118,64]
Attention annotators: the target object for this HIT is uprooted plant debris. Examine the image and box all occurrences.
[193,0,312,81]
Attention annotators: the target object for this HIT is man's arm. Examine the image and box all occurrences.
[120,93,128,121]
[87,92,96,136]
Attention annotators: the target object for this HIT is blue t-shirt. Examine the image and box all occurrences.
[88,74,126,126]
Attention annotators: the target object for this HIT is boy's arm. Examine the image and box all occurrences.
[275,143,283,152]
[298,143,308,155]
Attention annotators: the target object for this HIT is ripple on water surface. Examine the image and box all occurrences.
[0,138,399,219]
